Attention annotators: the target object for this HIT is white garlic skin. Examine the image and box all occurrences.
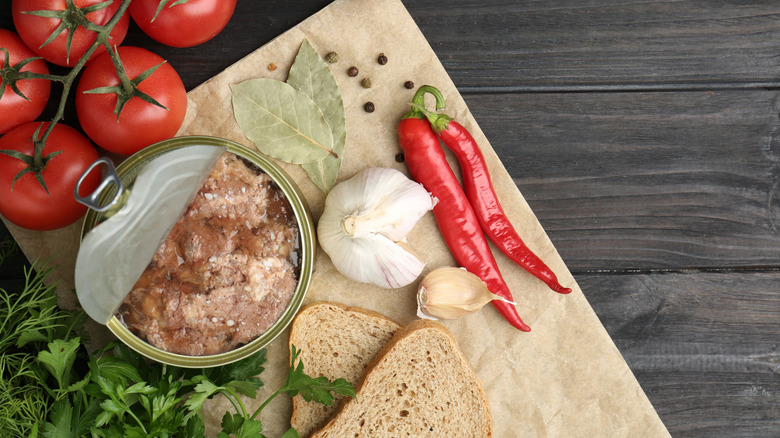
[317,167,435,289]
[416,267,510,320]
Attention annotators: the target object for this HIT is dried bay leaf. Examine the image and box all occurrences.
[288,39,346,192]
[301,152,341,193]
[231,78,335,164]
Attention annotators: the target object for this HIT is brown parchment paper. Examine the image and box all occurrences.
[4,0,670,436]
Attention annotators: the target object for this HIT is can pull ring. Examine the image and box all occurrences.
[74,157,125,213]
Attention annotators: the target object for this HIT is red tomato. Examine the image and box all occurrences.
[129,0,236,48]
[0,29,51,134]
[75,46,187,156]
[12,0,129,67]
[0,122,101,231]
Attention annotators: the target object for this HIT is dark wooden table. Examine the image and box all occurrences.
[2,1,780,436]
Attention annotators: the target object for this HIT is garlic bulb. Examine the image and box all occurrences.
[417,267,513,320]
[317,167,435,289]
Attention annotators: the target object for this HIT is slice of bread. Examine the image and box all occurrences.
[288,302,402,437]
[309,319,493,438]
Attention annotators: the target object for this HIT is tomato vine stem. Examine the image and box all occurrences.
[37,0,134,149]
[0,0,133,186]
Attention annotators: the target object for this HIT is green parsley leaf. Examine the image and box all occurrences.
[281,427,301,438]
[38,338,80,389]
[94,409,115,429]
[183,376,223,415]
[225,379,264,399]
[124,381,157,396]
[219,411,245,436]
[189,348,266,398]
[282,345,356,405]
[99,398,126,416]
[212,348,267,384]
[123,426,150,438]
[218,412,264,438]
[42,399,75,438]
[288,375,355,406]
[182,414,207,438]
[150,388,183,422]
[63,372,90,393]
[73,399,103,437]
[103,342,148,382]
[89,352,144,386]
[238,418,264,437]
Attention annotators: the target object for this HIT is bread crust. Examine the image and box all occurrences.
[310,318,493,437]
[288,301,402,436]
[290,301,401,336]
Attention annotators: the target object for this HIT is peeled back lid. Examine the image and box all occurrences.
[74,144,226,324]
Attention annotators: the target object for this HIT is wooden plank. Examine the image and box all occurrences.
[461,89,780,271]
[577,271,780,437]
[5,2,777,91]
[406,0,780,90]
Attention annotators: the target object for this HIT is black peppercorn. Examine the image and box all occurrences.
[395,153,405,163]
[347,66,359,77]
[325,52,339,63]
[364,102,375,113]
[404,80,414,89]
[361,78,372,88]
[377,53,388,65]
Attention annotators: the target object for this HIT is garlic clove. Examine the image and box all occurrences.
[317,167,434,289]
[416,267,513,320]
[326,230,426,289]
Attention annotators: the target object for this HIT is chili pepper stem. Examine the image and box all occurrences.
[409,102,451,133]
[403,85,448,120]
[404,85,455,134]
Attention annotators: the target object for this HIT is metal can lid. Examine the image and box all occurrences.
[74,144,226,324]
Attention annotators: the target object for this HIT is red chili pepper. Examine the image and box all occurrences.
[412,86,572,295]
[398,114,531,332]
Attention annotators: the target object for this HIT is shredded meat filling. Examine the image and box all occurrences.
[118,152,300,356]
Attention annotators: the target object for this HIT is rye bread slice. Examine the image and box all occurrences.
[288,302,401,437]
[309,319,493,438]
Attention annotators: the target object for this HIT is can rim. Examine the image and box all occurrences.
[81,136,315,368]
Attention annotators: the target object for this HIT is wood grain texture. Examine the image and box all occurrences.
[407,0,780,90]
[1,0,779,436]
[465,90,780,270]
[578,271,780,436]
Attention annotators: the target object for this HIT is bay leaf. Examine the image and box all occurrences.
[288,39,346,192]
[231,78,335,164]
[301,155,341,194]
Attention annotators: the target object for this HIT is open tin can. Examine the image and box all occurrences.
[75,136,315,368]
